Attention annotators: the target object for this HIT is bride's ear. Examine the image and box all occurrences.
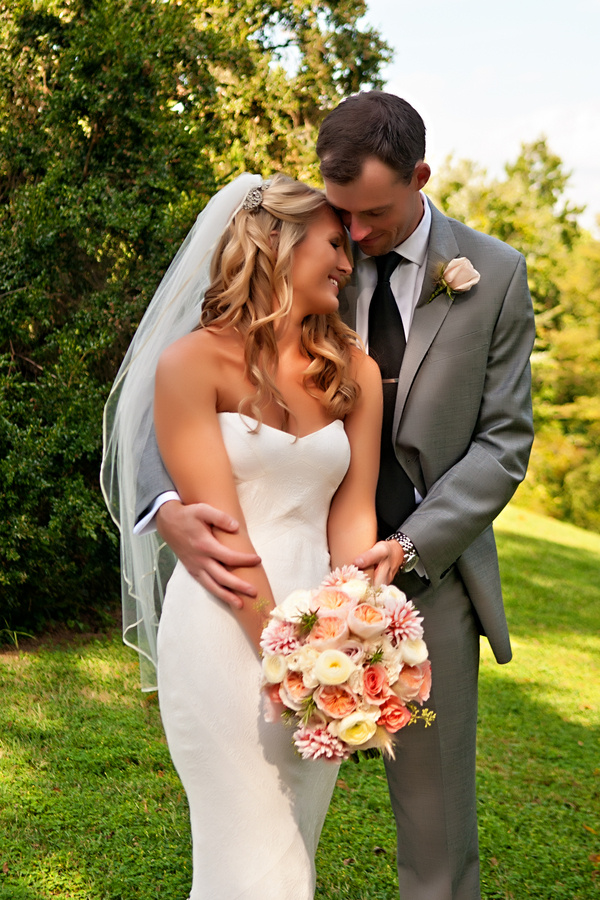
[268,229,280,254]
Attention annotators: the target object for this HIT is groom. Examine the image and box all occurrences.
[136,93,535,899]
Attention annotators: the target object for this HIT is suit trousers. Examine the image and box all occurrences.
[385,567,481,900]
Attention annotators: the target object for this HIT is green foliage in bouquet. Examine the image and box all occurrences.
[0,0,390,632]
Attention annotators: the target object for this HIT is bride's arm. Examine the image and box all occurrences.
[154,332,275,651]
[327,351,387,576]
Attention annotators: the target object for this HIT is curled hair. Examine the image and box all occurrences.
[199,174,361,430]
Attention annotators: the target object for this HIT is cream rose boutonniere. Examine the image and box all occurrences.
[428,257,480,304]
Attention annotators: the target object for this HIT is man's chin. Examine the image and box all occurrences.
[357,237,394,257]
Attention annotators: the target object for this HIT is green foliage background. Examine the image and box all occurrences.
[427,142,600,535]
[1,0,599,634]
[0,0,390,631]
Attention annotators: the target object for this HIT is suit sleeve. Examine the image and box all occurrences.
[401,255,535,589]
[135,423,177,523]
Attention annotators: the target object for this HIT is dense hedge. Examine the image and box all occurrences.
[0,0,389,632]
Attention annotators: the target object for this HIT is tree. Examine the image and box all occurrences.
[428,142,600,532]
[0,0,390,631]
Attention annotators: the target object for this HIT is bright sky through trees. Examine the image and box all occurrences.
[364,0,600,234]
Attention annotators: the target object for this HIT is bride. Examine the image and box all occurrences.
[103,173,401,899]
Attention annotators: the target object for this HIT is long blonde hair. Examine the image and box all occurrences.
[199,174,361,430]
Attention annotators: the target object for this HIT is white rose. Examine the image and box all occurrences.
[378,584,407,605]
[271,589,314,621]
[286,645,320,672]
[262,654,288,684]
[302,669,320,690]
[399,638,429,666]
[339,578,370,601]
[443,257,480,292]
[347,666,364,694]
[313,649,354,685]
[330,711,378,746]
[357,699,381,716]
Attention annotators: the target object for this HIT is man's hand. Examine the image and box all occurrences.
[354,540,404,587]
[155,500,261,609]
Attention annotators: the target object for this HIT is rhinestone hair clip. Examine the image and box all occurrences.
[241,180,271,212]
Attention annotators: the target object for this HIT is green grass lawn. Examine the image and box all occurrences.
[1,505,599,899]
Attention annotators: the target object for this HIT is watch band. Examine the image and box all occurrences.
[385,530,419,573]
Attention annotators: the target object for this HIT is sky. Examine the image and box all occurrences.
[362,0,600,234]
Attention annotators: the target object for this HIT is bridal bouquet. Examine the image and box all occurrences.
[260,566,435,762]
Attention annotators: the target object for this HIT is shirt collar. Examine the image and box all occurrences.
[357,192,432,266]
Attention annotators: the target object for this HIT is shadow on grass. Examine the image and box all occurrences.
[2,627,599,899]
[477,669,599,900]
[316,665,599,900]
[0,637,192,900]
[496,530,600,638]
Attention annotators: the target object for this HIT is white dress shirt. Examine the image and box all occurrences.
[355,193,431,348]
[135,195,432,537]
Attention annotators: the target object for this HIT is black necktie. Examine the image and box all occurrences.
[368,252,417,538]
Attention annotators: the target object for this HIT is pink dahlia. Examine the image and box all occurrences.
[260,619,301,656]
[320,565,369,589]
[382,594,424,645]
[293,725,350,762]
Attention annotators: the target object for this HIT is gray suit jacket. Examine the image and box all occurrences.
[136,199,535,665]
[340,199,535,663]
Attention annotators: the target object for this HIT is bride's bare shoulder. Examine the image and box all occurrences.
[348,344,381,387]
[157,326,242,382]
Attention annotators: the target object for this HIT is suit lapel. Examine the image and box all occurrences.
[392,201,460,436]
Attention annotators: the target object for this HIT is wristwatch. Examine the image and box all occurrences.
[386,531,419,573]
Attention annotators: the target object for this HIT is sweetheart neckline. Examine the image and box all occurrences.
[217,411,345,441]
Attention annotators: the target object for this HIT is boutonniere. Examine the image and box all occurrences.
[427,257,480,304]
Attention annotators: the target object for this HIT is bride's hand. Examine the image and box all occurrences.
[156,500,261,608]
[353,539,404,587]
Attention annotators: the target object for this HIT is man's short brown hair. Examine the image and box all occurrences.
[317,92,426,185]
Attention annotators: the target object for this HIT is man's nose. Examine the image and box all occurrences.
[348,218,372,242]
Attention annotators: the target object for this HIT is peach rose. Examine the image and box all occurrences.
[347,603,389,639]
[310,588,357,619]
[392,661,432,704]
[378,695,412,733]
[363,663,391,706]
[308,615,349,650]
[314,684,357,719]
[443,257,480,292]
[280,670,313,711]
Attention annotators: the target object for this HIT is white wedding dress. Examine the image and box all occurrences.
[157,412,351,900]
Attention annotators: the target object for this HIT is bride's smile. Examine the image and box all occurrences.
[289,206,352,320]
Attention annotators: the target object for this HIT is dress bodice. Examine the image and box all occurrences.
[218,412,351,601]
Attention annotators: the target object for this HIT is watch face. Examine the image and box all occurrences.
[402,554,418,572]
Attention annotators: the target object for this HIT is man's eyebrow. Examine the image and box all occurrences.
[331,204,390,216]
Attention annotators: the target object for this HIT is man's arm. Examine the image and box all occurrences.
[356,254,535,585]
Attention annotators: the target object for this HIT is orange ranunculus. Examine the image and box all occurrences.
[314,684,358,719]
